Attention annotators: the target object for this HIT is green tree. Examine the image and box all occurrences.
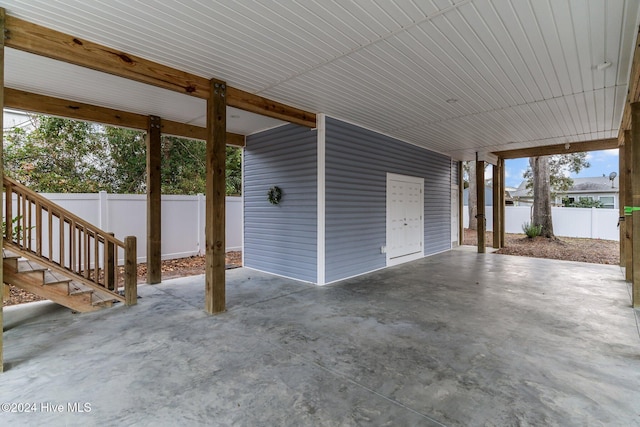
[563,198,604,208]
[4,115,243,196]
[4,116,113,192]
[226,146,242,196]
[523,153,590,238]
[161,136,207,195]
[105,127,146,193]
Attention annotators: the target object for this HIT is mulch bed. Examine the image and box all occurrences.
[463,229,619,265]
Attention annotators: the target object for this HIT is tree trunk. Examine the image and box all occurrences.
[468,161,477,230]
[530,156,555,238]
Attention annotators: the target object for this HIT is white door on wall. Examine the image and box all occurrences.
[451,185,459,246]
[387,173,424,266]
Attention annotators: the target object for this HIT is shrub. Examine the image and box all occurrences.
[522,222,542,238]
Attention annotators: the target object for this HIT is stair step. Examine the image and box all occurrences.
[4,244,124,312]
[3,249,21,270]
[68,280,117,306]
[17,259,47,274]
[44,270,72,286]
[92,299,115,308]
[4,267,97,312]
[68,281,93,296]
[3,248,21,260]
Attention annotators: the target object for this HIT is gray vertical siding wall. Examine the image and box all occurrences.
[244,124,317,282]
[325,117,451,283]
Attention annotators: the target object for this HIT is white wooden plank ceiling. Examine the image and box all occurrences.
[2,0,638,159]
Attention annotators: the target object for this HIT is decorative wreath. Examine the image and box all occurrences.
[267,186,282,205]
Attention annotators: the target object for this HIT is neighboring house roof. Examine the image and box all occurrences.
[510,180,532,199]
[565,176,619,194]
[510,176,619,199]
[504,186,517,199]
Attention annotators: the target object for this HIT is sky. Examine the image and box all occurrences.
[503,150,619,189]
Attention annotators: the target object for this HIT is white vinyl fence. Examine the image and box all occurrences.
[35,192,242,263]
[463,206,620,241]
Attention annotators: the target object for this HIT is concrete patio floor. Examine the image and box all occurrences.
[1,249,639,426]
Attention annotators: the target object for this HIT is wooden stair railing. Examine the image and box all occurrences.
[3,176,137,305]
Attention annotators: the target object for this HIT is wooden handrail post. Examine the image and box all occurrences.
[124,236,137,306]
[1,6,6,374]
[106,232,115,291]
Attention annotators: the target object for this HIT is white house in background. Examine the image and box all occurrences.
[510,176,619,209]
[509,181,534,207]
[557,176,619,209]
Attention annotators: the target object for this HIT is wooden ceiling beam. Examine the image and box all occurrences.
[493,138,619,159]
[4,15,316,128]
[619,27,640,136]
[5,15,210,98]
[226,87,316,128]
[5,87,147,129]
[4,88,245,146]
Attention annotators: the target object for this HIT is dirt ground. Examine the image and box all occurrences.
[463,228,619,265]
[4,232,621,307]
[3,251,242,307]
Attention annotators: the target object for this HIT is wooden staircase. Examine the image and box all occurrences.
[3,176,137,312]
[4,248,121,312]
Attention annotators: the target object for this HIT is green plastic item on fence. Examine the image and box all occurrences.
[624,206,640,215]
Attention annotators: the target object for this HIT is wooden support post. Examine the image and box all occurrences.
[458,161,464,246]
[620,143,626,267]
[492,162,501,249]
[205,79,226,314]
[476,158,486,253]
[499,157,506,248]
[0,7,5,373]
[624,130,633,281]
[146,115,162,284]
[124,236,137,306]
[631,103,640,307]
